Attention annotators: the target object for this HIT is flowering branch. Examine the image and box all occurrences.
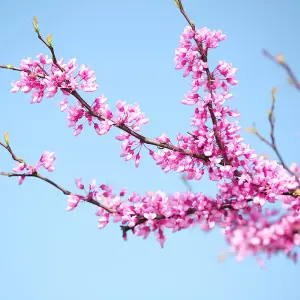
[2,132,300,259]
[0,63,211,165]
[0,139,116,213]
[0,137,251,239]
[0,2,300,262]
[177,0,230,165]
[0,137,253,229]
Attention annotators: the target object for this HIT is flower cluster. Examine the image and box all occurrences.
[225,206,300,262]
[12,150,56,184]
[11,54,98,103]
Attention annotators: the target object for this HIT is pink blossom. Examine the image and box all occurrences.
[135,153,141,168]
[18,175,26,185]
[75,178,84,190]
[156,133,170,144]
[67,194,81,211]
[60,98,68,112]
[12,162,26,173]
[74,124,83,136]
[39,151,56,172]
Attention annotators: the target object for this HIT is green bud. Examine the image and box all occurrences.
[47,33,53,46]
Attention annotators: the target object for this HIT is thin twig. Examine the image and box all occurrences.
[263,49,300,90]
[36,32,64,72]
[251,89,300,182]
[181,174,193,191]
[0,64,45,78]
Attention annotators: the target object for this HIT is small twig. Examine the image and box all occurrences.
[268,91,298,180]
[36,32,64,72]
[0,64,45,78]
[0,171,116,213]
[0,64,23,72]
[0,141,27,166]
[181,174,193,191]
[250,89,300,182]
[251,124,273,148]
[263,49,300,90]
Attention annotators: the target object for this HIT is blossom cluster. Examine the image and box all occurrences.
[67,177,299,261]
[12,150,56,184]
[11,54,98,102]
[226,206,300,263]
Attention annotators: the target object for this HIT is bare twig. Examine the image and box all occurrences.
[263,49,300,90]
[0,64,45,78]
[250,89,300,182]
[0,64,23,72]
[181,174,193,191]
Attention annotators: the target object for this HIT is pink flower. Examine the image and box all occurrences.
[59,98,68,112]
[12,162,26,173]
[119,187,127,197]
[156,228,167,248]
[75,178,84,190]
[67,194,81,211]
[74,124,83,136]
[18,175,26,185]
[89,179,97,191]
[94,119,114,135]
[39,151,56,172]
[98,213,110,229]
[217,61,238,85]
[156,133,170,143]
[135,153,141,167]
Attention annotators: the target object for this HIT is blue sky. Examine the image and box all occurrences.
[0,0,300,299]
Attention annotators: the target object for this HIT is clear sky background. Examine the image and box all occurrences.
[0,0,300,299]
